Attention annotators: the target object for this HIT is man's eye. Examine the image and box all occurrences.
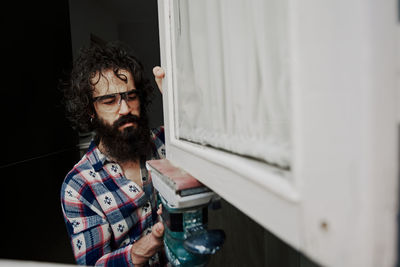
[127,92,138,101]
[100,96,117,105]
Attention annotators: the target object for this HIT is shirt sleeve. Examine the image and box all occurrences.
[151,126,166,159]
[61,175,135,266]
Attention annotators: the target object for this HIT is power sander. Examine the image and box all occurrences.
[146,159,225,267]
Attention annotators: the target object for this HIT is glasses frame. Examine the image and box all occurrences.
[92,89,140,112]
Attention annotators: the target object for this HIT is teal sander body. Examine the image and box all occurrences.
[146,159,225,267]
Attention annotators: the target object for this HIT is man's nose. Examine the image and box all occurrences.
[118,98,131,115]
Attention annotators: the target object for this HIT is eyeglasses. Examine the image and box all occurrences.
[92,89,140,112]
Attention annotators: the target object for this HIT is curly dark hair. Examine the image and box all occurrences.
[61,41,154,133]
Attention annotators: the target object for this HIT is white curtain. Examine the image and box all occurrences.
[173,0,291,169]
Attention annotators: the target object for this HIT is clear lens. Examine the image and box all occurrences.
[126,91,138,101]
[94,90,139,112]
[98,95,118,105]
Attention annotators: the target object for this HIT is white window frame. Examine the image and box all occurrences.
[157,1,399,266]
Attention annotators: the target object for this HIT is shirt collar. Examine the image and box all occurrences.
[87,139,111,172]
[86,135,158,172]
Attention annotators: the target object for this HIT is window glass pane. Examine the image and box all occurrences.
[173,0,291,169]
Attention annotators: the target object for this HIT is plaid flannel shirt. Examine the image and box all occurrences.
[61,127,166,266]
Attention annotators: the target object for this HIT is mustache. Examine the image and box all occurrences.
[113,114,140,128]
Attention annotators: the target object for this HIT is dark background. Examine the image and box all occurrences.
[1,0,78,263]
[0,0,318,266]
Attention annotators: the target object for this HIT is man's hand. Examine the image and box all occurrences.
[130,221,165,266]
[153,66,165,93]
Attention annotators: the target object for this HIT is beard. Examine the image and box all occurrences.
[93,113,152,163]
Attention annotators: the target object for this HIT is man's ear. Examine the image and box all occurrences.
[89,107,96,118]
[89,113,95,123]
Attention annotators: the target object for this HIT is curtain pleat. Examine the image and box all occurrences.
[174,0,291,169]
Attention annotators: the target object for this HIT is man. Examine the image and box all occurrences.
[61,42,166,266]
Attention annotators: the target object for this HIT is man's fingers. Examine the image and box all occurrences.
[157,204,162,215]
[152,222,164,239]
[130,223,165,264]
[153,66,165,79]
[153,66,165,93]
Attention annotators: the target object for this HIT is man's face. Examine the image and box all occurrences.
[91,68,151,162]
[92,68,140,130]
